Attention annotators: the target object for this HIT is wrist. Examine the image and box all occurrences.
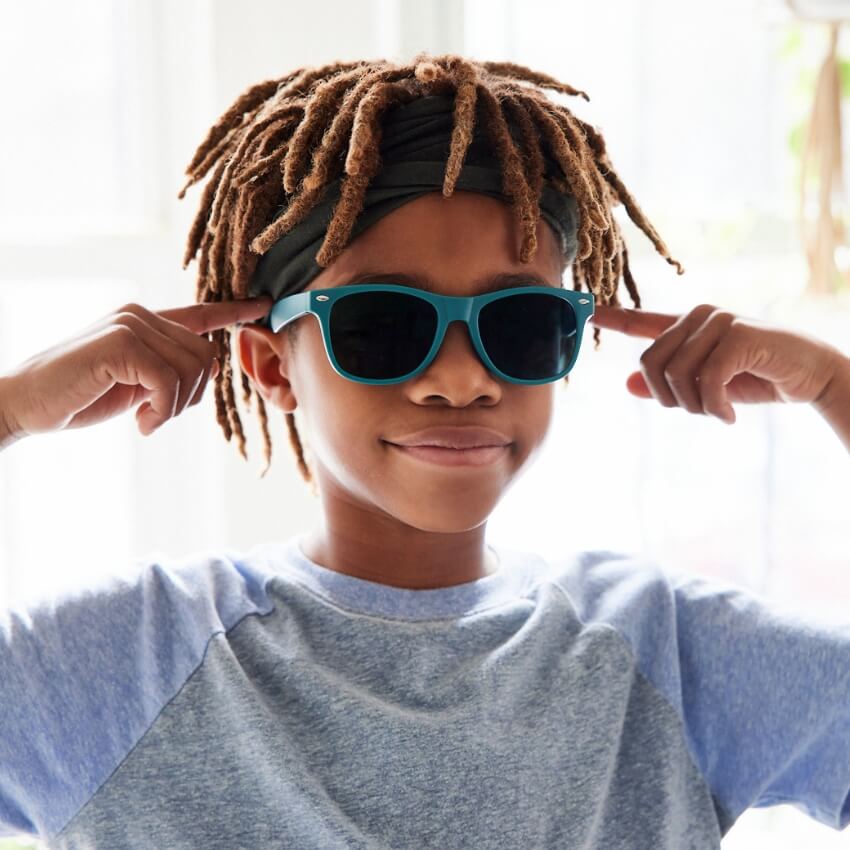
[0,374,25,451]
[813,348,850,412]
[812,349,850,453]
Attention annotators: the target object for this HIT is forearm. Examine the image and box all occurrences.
[813,352,850,453]
[0,375,24,452]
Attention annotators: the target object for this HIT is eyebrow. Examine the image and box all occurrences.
[341,270,561,293]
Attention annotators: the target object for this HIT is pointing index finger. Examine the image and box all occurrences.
[157,297,275,335]
[589,305,681,339]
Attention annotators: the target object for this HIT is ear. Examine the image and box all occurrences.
[236,326,298,414]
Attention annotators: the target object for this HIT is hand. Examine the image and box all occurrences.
[1,297,273,439]
[588,302,844,424]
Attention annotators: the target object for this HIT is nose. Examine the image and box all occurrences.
[417,318,503,384]
[404,317,504,404]
[433,319,484,365]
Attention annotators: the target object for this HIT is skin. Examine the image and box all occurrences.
[237,190,568,589]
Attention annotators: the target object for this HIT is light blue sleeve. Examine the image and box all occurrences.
[0,554,273,842]
[668,569,850,830]
[553,552,850,832]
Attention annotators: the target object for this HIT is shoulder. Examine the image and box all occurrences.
[0,543,283,840]
[541,547,677,630]
[536,548,724,707]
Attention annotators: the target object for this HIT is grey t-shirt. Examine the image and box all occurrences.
[1,535,848,848]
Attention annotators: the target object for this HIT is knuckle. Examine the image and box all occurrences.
[114,302,142,317]
[109,323,139,344]
[698,362,719,382]
[163,364,181,386]
[112,311,144,331]
[706,309,734,328]
[728,317,749,336]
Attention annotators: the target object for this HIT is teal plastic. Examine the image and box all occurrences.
[259,283,595,386]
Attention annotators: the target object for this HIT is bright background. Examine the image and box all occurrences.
[0,1,848,847]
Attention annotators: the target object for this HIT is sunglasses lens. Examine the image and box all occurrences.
[330,290,438,380]
[329,289,577,383]
[479,292,577,380]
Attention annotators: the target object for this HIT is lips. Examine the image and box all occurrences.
[387,443,510,467]
[385,426,513,450]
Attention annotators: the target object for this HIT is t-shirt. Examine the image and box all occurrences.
[0,535,848,849]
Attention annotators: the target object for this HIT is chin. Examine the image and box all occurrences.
[386,492,502,533]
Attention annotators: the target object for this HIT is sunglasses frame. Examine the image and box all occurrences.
[255,283,595,386]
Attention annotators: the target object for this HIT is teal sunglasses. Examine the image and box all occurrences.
[254,283,595,386]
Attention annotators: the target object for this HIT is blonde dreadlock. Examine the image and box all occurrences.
[178,53,684,486]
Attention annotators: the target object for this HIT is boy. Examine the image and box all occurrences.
[0,54,848,849]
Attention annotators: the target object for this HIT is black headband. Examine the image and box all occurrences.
[247,94,580,302]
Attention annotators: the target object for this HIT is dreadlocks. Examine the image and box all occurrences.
[178,53,684,485]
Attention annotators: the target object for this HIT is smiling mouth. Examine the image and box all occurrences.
[385,442,509,467]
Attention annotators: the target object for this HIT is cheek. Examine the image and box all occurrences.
[293,322,356,413]
[517,385,556,434]
[296,327,390,438]
[510,386,557,464]
[299,375,388,477]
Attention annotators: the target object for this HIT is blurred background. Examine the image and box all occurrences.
[0,1,848,847]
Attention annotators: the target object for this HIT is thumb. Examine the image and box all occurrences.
[625,370,652,399]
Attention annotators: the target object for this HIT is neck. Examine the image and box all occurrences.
[299,521,499,590]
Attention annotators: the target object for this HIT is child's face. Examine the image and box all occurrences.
[238,190,565,538]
